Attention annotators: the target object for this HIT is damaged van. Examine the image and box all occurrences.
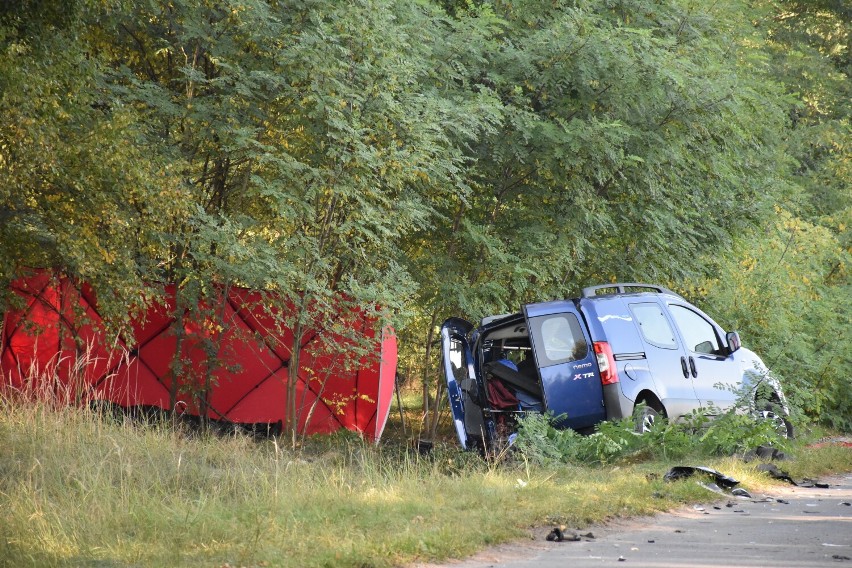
[440,283,791,451]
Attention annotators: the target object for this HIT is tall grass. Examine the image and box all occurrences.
[1,397,850,567]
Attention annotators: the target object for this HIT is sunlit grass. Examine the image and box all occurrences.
[0,396,849,567]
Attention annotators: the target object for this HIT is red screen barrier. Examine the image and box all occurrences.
[0,273,397,440]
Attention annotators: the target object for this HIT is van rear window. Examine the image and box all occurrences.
[529,313,588,367]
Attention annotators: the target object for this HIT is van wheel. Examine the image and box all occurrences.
[633,404,660,434]
[758,410,793,440]
[755,391,794,439]
[757,405,794,439]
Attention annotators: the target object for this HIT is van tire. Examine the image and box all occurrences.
[633,404,660,434]
[755,390,794,439]
[757,404,794,440]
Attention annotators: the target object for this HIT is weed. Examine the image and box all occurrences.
[513,404,792,466]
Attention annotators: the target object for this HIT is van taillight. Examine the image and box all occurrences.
[593,342,619,385]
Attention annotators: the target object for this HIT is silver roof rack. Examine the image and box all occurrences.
[581,282,684,299]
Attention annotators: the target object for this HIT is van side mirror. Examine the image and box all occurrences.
[726,331,741,354]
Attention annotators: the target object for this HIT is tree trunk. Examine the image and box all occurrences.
[421,311,438,417]
[286,318,304,449]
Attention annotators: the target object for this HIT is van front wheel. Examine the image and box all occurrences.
[754,390,794,439]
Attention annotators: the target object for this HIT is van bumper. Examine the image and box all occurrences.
[603,383,634,421]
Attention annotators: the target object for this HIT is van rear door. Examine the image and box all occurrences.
[440,318,487,449]
[523,301,607,430]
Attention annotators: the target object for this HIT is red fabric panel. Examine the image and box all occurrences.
[206,301,288,420]
[1,273,396,440]
[222,369,288,424]
[373,327,398,439]
[93,360,171,408]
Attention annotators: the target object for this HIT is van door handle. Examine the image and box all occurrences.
[688,356,697,378]
[680,356,689,378]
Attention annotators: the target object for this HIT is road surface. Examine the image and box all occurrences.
[416,473,852,568]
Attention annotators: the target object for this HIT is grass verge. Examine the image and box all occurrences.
[0,401,850,568]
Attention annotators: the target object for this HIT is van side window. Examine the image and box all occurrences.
[530,314,588,367]
[668,305,722,355]
[630,302,677,348]
[448,338,468,383]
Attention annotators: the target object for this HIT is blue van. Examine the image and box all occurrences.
[440,283,791,451]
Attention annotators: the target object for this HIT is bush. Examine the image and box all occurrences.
[513,406,790,466]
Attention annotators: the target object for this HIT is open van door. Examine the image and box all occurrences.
[524,301,607,431]
[440,318,488,449]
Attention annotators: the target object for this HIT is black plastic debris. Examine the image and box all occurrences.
[731,487,753,499]
[546,527,581,542]
[743,444,787,462]
[664,466,740,489]
[756,463,829,488]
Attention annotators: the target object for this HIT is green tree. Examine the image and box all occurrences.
[0,0,176,322]
[690,0,851,429]
[81,0,501,440]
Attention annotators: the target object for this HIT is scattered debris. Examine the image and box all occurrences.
[664,466,739,489]
[731,488,753,499]
[757,463,795,484]
[757,463,831,488]
[744,445,787,462]
[545,526,586,542]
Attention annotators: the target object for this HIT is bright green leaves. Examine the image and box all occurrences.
[410,0,793,327]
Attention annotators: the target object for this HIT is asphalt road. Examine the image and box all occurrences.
[418,473,852,568]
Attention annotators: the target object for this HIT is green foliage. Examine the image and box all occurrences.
[0,1,175,322]
[407,0,792,327]
[512,412,584,465]
[693,412,789,456]
[514,413,648,466]
[514,406,790,466]
[686,209,851,430]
